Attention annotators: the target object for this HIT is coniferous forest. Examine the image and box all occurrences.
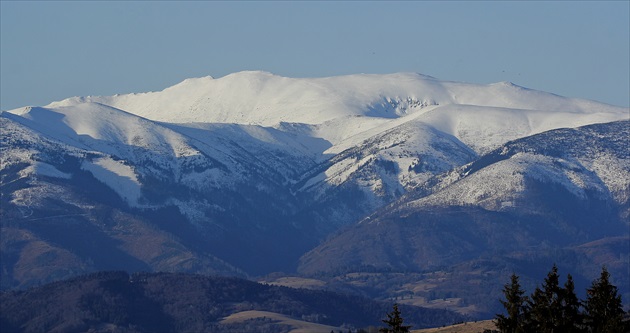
[0,268,628,332]
[495,266,628,333]
[0,271,463,333]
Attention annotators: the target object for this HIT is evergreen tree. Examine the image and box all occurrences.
[380,304,412,333]
[583,267,625,333]
[495,273,528,333]
[559,274,583,333]
[527,264,563,332]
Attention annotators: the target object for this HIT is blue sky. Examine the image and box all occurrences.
[1,1,629,110]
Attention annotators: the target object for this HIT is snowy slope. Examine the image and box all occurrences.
[33,71,630,212]
[4,104,224,199]
[297,119,477,203]
[45,72,448,126]
[45,72,623,125]
[2,104,316,224]
[402,120,630,214]
[297,122,630,317]
[4,72,628,226]
[5,71,628,216]
[1,111,307,278]
[43,72,627,152]
[299,119,630,248]
[6,103,199,160]
[416,103,628,154]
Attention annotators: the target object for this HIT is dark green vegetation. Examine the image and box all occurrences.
[495,266,628,333]
[0,271,464,333]
[380,303,412,333]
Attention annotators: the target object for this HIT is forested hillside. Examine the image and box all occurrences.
[0,271,464,333]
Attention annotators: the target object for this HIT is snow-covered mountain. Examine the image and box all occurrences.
[46,72,621,130]
[297,120,629,316]
[9,71,624,217]
[1,71,628,315]
[299,120,630,272]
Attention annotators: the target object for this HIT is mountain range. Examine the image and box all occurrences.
[1,71,628,317]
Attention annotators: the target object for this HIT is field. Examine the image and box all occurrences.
[221,310,342,333]
[414,320,496,333]
[221,310,497,333]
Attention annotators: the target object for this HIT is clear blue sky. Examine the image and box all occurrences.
[1,1,629,110]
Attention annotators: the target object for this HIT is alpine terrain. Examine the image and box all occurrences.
[1,71,628,318]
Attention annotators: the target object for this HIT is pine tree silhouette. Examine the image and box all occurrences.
[495,273,528,333]
[380,304,412,333]
[583,267,626,333]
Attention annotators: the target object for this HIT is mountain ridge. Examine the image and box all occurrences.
[1,71,628,317]
[0,271,465,332]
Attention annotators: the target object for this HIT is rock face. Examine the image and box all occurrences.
[1,72,628,316]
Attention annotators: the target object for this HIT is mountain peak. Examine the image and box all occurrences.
[175,75,215,85]
[31,72,627,150]
[221,70,278,78]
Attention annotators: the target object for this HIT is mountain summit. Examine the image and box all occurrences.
[42,71,625,151]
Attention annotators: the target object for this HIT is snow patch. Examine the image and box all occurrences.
[81,157,142,206]
[19,162,71,179]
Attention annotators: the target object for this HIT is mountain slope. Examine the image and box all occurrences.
[409,120,630,216]
[41,72,627,159]
[46,72,623,129]
[2,72,628,302]
[0,112,311,282]
[298,121,630,270]
[297,120,629,316]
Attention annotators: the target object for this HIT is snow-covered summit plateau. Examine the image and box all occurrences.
[38,71,626,152]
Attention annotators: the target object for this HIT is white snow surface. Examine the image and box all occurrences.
[18,162,72,180]
[407,152,628,212]
[81,157,142,206]
[8,103,200,159]
[4,71,628,210]
[41,71,627,154]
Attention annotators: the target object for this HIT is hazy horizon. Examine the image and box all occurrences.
[1,1,629,110]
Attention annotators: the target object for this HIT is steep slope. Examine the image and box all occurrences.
[298,121,629,316]
[293,119,478,232]
[0,110,315,283]
[4,103,318,193]
[409,120,630,217]
[0,116,251,289]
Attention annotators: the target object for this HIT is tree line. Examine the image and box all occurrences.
[495,265,628,333]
